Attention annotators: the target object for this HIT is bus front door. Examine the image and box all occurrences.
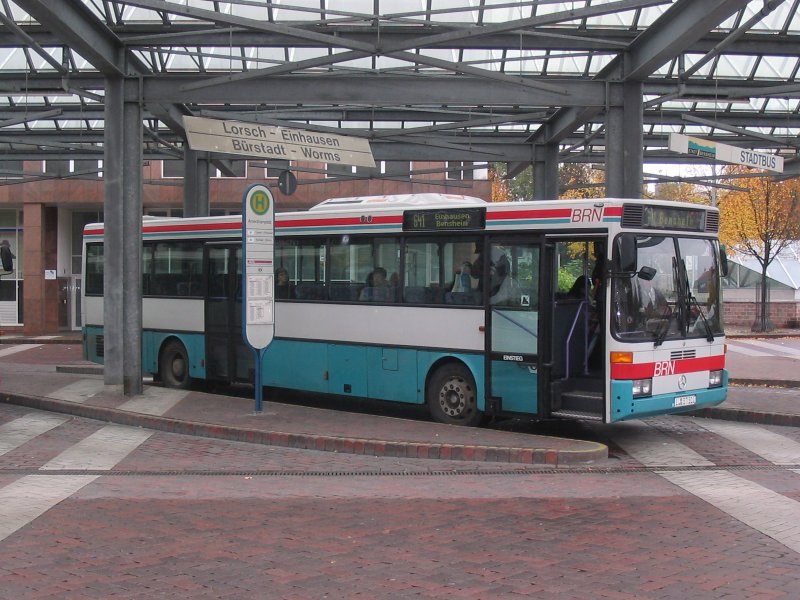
[205,244,253,383]
[487,241,543,416]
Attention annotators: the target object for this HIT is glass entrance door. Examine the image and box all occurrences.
[487,241,542,415]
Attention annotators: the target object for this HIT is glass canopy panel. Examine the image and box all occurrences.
[325,0,375,21]
[753,56,798,80]
[273,0,322,22]
[0,48,33,71]
[425,0,479,23]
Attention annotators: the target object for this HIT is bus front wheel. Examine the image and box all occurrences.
[160,340,192,389]
[427,364,482,426]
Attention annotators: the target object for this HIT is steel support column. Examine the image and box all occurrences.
[103,76,143,395]
[605,81,644,198]
[533,144,559,200]
[183,149,210,217]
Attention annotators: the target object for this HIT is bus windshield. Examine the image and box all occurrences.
[611,234,723,344]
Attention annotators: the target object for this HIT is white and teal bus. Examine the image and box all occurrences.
[82,193,727,425]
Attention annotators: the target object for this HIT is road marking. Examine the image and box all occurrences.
[118,386,189,416]
[659,470,800,554]
[0,344,41,358]
[725,342,773,357]
[603,421,715,467]
[692,419,800,465]
[0,413,69,456]
[48,379,105,403]
[0,420,154,542]
[0,475,99,542]
[41,424,153,470]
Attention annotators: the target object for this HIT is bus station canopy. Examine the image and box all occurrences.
[0,0,799,183]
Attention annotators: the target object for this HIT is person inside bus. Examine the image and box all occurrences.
[567,275,589,300]
[274,267,295,299]
[487,247,520,306]
[359,266,394,302]
[451,261,473,293]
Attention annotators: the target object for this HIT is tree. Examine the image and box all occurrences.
[490,162,532,201]
[488,164,512,202]
[559,163,605,199]
[650,180,707,204]
[718,165,800,331]
[490,161,605,201]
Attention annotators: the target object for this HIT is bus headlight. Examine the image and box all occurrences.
[709,370,723,388]
[632,378,652,398]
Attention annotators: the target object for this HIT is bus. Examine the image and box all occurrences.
[82,193,727,425]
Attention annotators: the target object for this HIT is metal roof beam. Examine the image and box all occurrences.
[602,0,751,81]
[11,0,141,76]
[681,113,800,147]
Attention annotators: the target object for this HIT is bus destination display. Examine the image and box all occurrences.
[403,207,485,232]
[641,206,705,231]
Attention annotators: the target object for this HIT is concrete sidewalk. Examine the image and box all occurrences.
[0,350,607,467]
[2,332,800,466]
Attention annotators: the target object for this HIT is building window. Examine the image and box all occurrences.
[326,163,354,179]
[73,160,102,178]
[0,160,23,179]
[266,159,290,178]
[447,161,474,181]
[212,160,247,178]
[162,160,184,178]
[385,161,411,179]
[45,160,70,177]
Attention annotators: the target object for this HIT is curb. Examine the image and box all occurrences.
[0,392,608,467]
[689,406,800,428]
[730,378,800,388]
[0,337,81,345]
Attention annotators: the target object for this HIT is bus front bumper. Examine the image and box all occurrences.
[610,370,728,422]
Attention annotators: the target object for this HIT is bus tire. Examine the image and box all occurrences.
[160,340,192,390]
[427,363,482,426]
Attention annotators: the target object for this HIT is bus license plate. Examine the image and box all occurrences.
[673,395,696,408]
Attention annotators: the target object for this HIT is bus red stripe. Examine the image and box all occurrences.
[143,222,241,234]
[486,208,572,220]
[277,215,402,229]
[611,354,725,379]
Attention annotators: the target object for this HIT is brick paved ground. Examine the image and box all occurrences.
[2,475,800,599]
[3,343,800,598]
[2,407,800,599]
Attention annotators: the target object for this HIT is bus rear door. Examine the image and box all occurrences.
[205,243,253,383]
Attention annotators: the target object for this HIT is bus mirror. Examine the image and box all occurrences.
[637,266,656,281]
[719,245,729,277]
[617,236,637,273]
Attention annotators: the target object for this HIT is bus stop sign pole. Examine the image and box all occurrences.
[241,184,275,413]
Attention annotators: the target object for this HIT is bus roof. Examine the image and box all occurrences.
[309,193,487,210]
[83,196,719,239]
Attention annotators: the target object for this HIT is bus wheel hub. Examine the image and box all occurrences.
[439,381,466,416]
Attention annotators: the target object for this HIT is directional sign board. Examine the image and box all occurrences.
[184,115,375,168]
[669,133,784,173]
[242,184,275,351]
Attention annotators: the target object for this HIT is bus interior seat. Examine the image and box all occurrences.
[295,283,325,300]
[329,283,359,302]
[403,286,431,304]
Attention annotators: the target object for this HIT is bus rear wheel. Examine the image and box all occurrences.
[427,364,482,426]
[160,340,192,389]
